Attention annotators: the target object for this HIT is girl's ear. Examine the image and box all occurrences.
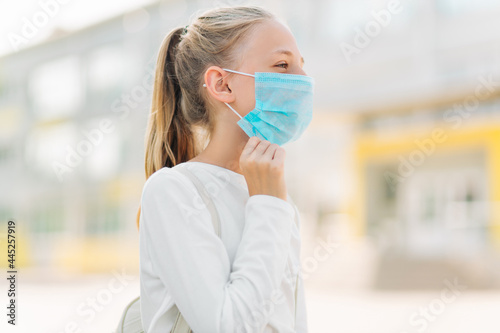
[203,66,235,103]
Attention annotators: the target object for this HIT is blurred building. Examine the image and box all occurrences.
[0,1,179,273]
[1,0,500,288]
[301,0,500,288]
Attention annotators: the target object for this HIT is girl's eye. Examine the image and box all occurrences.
[276,63,288,69]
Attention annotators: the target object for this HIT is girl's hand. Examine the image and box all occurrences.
[239,136,287,201]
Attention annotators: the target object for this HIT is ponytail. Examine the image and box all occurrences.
[137,27,197,229]
[145,26,197,178]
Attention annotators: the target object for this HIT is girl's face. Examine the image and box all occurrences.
[205,19,307,121]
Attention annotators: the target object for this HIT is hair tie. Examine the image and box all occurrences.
[182,25,189,35]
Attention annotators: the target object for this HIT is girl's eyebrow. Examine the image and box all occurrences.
[272,49,305,66]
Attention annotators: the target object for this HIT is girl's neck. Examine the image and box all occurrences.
[189,130,248,176]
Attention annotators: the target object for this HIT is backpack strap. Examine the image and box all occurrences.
[287,195,301,324]
[176,164,221,237]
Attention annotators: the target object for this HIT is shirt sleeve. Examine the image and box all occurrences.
[140,168,296,333]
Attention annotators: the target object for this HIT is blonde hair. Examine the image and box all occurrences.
[137,6,275,229]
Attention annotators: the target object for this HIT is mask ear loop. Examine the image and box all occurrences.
[224,102,243,120]
[202,68,255,119]
[221,69,255,119]
[222,68,255,77]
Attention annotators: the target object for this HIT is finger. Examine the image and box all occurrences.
[263,143,279,160]
[251,140,271,159]
[272,147,286,165]
[241,136,261,158]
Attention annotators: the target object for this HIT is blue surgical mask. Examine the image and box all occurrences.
[219,68,315,146]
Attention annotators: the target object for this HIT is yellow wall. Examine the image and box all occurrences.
[354,121,500,246]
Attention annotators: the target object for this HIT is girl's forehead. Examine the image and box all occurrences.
[243,20,300,58]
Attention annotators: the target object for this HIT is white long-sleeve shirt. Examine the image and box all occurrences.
[139,161,308,333]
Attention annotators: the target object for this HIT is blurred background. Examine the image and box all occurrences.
[1,0,500,332]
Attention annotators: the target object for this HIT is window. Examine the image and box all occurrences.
[86,45,124,95]
[32,205,64,233]
[437,0,500,16]
[29,56,83,120]
[25,122,78,177]
[86,203,121,235]
[327,0,414,40]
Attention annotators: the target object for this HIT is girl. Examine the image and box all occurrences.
[138,6,313,333]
